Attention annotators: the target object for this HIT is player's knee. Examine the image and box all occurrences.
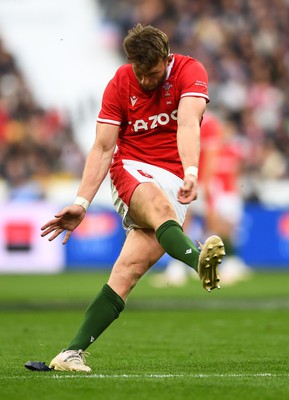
[114,259,147,285]
[129,260,147,283]
[155,199,175,221]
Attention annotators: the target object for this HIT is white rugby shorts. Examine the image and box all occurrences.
[110,159,189,230]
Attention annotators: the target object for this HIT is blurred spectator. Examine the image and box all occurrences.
[0,37,85,201]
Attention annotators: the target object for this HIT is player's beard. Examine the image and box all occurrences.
[140,70,167,91]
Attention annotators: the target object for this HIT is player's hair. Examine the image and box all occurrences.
[123,24,170,69]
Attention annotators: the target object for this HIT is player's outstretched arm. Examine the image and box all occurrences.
[41,205,86,244]
[41,122,119,244]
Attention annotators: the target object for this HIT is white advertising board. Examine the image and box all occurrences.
[0,202,64,273]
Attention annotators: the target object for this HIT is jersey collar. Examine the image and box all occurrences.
[166,54,174,80]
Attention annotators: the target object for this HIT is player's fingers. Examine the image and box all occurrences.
[40,225,58,237]
[41,218,61,231]
[41,220,63,235]
[62,230,72,245]
[41,208,71,231]
[177,188,197,204]
[177,194,191,204]
[48,229,64,242]
[54,209,70,218]
[178,196,194,204]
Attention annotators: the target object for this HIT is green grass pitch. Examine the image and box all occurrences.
[0,270,289,400]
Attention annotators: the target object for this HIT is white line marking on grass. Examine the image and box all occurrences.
[2,373,289,380]
[49,373,288,379]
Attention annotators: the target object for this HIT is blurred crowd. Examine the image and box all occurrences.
[1,0,289,204]
[0,38,85,201]
[99,0,289,202]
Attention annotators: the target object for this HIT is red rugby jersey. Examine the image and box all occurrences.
[97,54,209,178]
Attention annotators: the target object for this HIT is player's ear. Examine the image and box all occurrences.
[167,54,173,64]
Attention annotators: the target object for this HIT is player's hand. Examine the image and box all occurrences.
[41,205,86,244]
[177,175,198,204]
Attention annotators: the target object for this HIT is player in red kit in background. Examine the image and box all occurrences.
[207,117,251,284]
[151,112,250,287]
[40,24,225,372]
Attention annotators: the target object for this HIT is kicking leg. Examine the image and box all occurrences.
[130,182,226,291]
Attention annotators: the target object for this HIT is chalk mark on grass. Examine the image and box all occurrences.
[1,373,289,380]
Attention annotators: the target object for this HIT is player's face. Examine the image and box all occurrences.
[132,57,171,91]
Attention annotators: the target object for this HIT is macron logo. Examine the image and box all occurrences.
[130,96,138,106]
[185,249,192,255]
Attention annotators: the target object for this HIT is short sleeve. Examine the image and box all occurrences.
[179,59,209,103]
[97,78,122,126]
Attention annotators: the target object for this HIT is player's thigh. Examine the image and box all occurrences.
[129,182,177,229]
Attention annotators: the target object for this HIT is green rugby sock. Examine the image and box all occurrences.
[67,284,125,351]
[156,220,200,271]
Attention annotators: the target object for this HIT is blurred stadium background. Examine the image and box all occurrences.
[0,0,289,275]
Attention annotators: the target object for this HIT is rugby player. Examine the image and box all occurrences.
[41,24,225,372]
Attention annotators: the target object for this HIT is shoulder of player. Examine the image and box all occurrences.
[105,64,132,95]
[173,54,206,72]
[113,64,132,80]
